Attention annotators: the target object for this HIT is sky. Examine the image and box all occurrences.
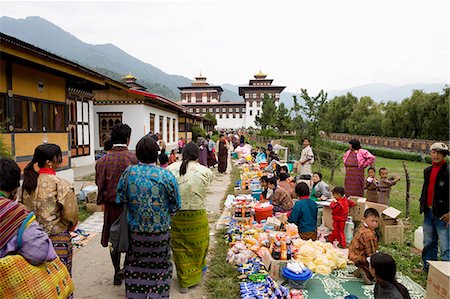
[1,0,448,93]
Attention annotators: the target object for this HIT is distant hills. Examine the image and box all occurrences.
[0,16,446,106]
[0,16,242,101]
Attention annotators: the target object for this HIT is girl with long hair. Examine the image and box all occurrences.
[21,144,78,275]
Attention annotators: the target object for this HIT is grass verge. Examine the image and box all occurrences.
[206,162,241,299]
[78,201,93,223]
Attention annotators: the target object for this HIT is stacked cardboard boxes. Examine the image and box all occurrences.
[426,261,450,299]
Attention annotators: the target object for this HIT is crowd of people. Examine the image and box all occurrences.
[0,124,448,299]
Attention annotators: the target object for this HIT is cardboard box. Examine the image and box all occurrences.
[85,203,103,213]
[348,196,367,222]
[266,217,282,230]
[262,250,292,281]
[426,261,450,299]
[381,219,404,244]
[365,202,388,215]
[322,206,333,230]
[234,188,252,195]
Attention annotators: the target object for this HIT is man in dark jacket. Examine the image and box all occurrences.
[415,142,449,273]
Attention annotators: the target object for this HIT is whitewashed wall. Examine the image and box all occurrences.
[94,104,179,152]
[216,116,246,129]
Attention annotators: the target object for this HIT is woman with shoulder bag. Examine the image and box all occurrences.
[116,136,181,298]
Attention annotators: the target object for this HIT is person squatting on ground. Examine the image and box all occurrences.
[167,142,213,293]
[348,208,380,285]
[95,123,138,285]
[288,182,318,241]
[21,143,78,275]
[116,136,181,298]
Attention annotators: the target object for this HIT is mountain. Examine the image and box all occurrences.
[0,16,241,101]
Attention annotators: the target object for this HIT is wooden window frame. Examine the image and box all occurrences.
[98,112,122,148]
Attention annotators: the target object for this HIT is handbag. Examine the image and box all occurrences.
[0,213,74,299]
[109,169,131,254]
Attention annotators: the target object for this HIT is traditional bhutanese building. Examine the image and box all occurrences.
[178,71,285,129]
[0,32,125,182]
[239,71,286,128]
[0,33,211,183]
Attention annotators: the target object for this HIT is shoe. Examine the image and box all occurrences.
[179,287,188,293]
[360,270,374,285]
[113,274,122,286]
[413,268,426,274]
[117,268,125,279]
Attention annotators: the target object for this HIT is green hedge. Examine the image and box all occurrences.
[322,140,426,162]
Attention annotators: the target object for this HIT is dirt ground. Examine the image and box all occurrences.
[72,160,231,299]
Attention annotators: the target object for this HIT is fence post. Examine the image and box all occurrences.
[402,161,411,219]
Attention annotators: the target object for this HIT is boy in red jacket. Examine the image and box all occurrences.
[328,186,356,248]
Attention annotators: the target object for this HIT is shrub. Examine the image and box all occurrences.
[260,128,279,139]
[322,140,425,162]
[191,125,206,143]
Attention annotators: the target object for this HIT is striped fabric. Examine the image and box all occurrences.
[125,231,172,299]
[171,209,209,288]
[50,231,73,276]
[0,198,28,249]
[344,151,365,197]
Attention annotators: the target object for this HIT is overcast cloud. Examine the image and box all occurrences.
[1,0,448,93]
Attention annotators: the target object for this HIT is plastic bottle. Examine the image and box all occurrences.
[344,216,355,245]
[286,238,292,260]
[280,237,287,260]
[272,241,281,260]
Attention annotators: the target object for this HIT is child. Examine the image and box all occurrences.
[158,148,169,168]
[266,176,293,213]
[364,167,379,203]
[377,168,400,205]
[370,253,411,299]
[348,208,380,285]
[328,186,356,248]
[169,149,177,165]
[288,182,318,240]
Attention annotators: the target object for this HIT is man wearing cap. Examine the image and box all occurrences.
[415,142,449,273]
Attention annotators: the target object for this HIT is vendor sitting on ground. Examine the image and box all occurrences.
[348,208,380,285]
[288,182,318,240]
[259,176,269,201]
[278,166,296,199]
[310,172,331,201]
[255,147,267,164]
[260,176,293,213]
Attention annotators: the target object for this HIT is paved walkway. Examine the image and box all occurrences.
[72,159,231,299]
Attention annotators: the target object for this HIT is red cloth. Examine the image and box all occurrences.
[330,197,356,221]
[427,160,446,207]
[329,220,346,247]
[38,168,56,175]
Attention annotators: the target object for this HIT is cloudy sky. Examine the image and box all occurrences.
[1,0,448,93]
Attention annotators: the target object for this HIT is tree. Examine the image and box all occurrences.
[276,102,292,133]
[203,111,217,126]
[255,95,277,129]
[320,92,358,133]
[346,96,383,135]
[299,89,327,142]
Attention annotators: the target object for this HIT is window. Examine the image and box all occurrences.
[209,108,213,112]
[233,114,236,119]
[166,117,170,143]
[173,118,176,142]
[275,93,280,98]
[159,116,164,136]
[228,107,233,112]
[252,93,257,99]
[196,108,200,112]
[30,101,42,131]
[202,108,206,112]
[242,107,246,112]
[43,103,65,132]
[226,114,229,119]
[257,110,260,116]
[239,114,243,119]
[257,101,261,107]
[250,110,253,116]
[14,98,28,130]
[222,108,226,112]
[268,93,272,98]
[245,93,249,99]
[215,108,219,112]
[218,114,221,119]
[0,94,6,128]
[261,93,265,98]
[189,108,193,112]
[98,112,122,147]
[150,113,155,134]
